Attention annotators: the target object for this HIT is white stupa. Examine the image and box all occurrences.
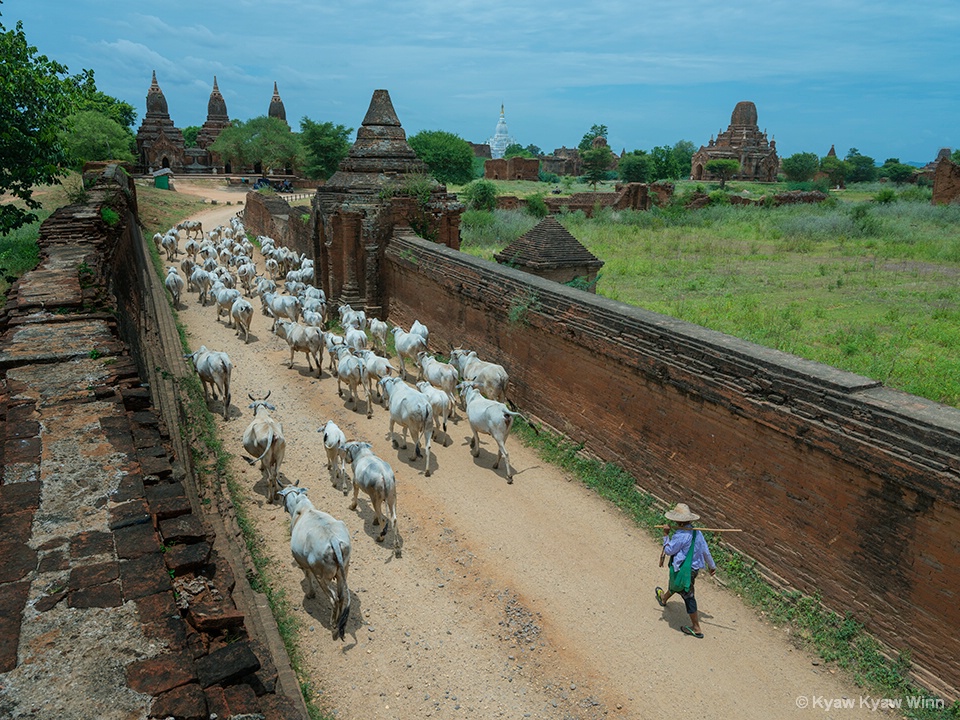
[487,104,515,159]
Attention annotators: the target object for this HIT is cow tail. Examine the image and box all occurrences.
[332,541,350,640]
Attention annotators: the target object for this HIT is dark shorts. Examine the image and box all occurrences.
[679,569,699,615]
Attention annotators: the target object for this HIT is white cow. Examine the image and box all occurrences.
[368,318,389,355]
[391,326,428,381]
[262,292,301,332]
[230,297,254,343]
[161,232,180,261]
[277,487,352,640]
[177,219,203,239]
[164,267,184,308]
[335,346,369,417]
[410,319,429,349]
[184,346,232,420]
[342,441,401,557]
[416,352,459,417]
[345,326,368,353]
[450,348,509,405]
[212,284,241,326]
[459,381,521,483]
[242,393,289,503]
[416,381,453,446]
[275,320,323,376]
[318,420,347,493]
[189,266,213,306]
[379,376,434,477]
[356,349,395,406]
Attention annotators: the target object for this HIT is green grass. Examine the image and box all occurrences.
[511,419,958,719]
[460,191,960,408]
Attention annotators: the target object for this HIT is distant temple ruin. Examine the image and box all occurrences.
[690,101,779,182]
[134,72,288,174]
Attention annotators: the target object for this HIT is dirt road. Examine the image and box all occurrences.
[167,181,882,719]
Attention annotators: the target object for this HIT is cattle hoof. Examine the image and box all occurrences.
[375,535,384,543]
[507,477,514,484]
[425,469,432,477]
[395,548,402,558]
[392,440,399,449]
[373,517,380,526]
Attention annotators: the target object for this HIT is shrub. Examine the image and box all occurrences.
[708,190,731,206]
[539,170,560,183]
[100,207,120,226]
[462,179,498,211]
[525,193,548,219]
[874,188,897,204]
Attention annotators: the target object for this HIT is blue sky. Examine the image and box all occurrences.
[5,0,958,165]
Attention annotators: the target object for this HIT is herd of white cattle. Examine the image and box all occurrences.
[162,215,523,640]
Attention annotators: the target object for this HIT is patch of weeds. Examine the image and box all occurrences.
[508,288,540,326]
[399,248,419,265]
[100,207,120,226]
[88,349,102,360]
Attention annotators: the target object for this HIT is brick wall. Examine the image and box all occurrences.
[933,159,960,206]
[383,235,960,699]
[243,191,313,258]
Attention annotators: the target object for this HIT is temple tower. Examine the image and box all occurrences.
[268,81,287,126]
[313,89,463,316]
[135,71,186,172]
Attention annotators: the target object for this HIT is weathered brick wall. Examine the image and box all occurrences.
[243,191,312,258]
[933,158,960,205]
[383,235,960,699]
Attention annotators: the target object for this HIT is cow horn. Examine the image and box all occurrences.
[248,393,256,401]
[264,390,271,400]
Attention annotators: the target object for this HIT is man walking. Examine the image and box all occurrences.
[655,503,716,638]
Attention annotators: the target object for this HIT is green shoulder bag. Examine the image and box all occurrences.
[668,531,698,593]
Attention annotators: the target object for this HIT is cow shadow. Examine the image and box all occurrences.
[349,499,403,562]
[388,436,437,477]
[299,574,364,650]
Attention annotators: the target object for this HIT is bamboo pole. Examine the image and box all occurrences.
[655,525,743,532]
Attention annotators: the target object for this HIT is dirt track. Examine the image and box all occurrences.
[169,181,884,719]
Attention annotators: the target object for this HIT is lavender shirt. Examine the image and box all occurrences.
[663,528,716,572]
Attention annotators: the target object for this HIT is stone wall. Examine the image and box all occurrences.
[382,235,960,699]
[484,157,540,181]
[0,166,306,718]
[933,158,960,205]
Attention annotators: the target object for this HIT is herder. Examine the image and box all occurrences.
[655,503,717,638]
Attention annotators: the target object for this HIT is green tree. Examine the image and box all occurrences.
[671,140,696,178]
[781,152,820,182]
[819,155,848,187]
[59,111,135,168]
[503,143,533,159]
[617,151,653,183]
[578,124,608,152]
[461,178,498,211]
[952,149,960,164]
[649,145,681,181]
[581,145,614,190]
[408,130,475,185]
[299,117,352,180]
[210,116,302,174]
[881,163,916,185]
[844,148,878,183]
[705,158,740,189]
[0,17,70,234]
[182,125,200,148]
[524,144,543,157]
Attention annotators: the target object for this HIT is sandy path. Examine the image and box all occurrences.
[165,181,881,719]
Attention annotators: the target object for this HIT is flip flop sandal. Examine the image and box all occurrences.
[681,626,704,639]
[655,587,666,607]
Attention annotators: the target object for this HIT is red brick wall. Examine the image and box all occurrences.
[933,159,960,205]
[383,235,960,699]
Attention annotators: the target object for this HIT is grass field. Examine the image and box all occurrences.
[460,183,960,408]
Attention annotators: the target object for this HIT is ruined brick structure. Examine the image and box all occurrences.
[484,156,540,181]
[311,89,463,318]
[540,146,581,177]
[932,157,960,205]
[193,77,232,172]
[494,215,603,289]
[268,81,287,127]
[383,236,960,700]
[690,101,779,182]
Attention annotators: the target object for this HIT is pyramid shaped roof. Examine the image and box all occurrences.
[495,215,603,271]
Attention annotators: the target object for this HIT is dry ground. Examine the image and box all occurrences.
[167,181,888,719]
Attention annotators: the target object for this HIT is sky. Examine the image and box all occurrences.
[5,0,959,166]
